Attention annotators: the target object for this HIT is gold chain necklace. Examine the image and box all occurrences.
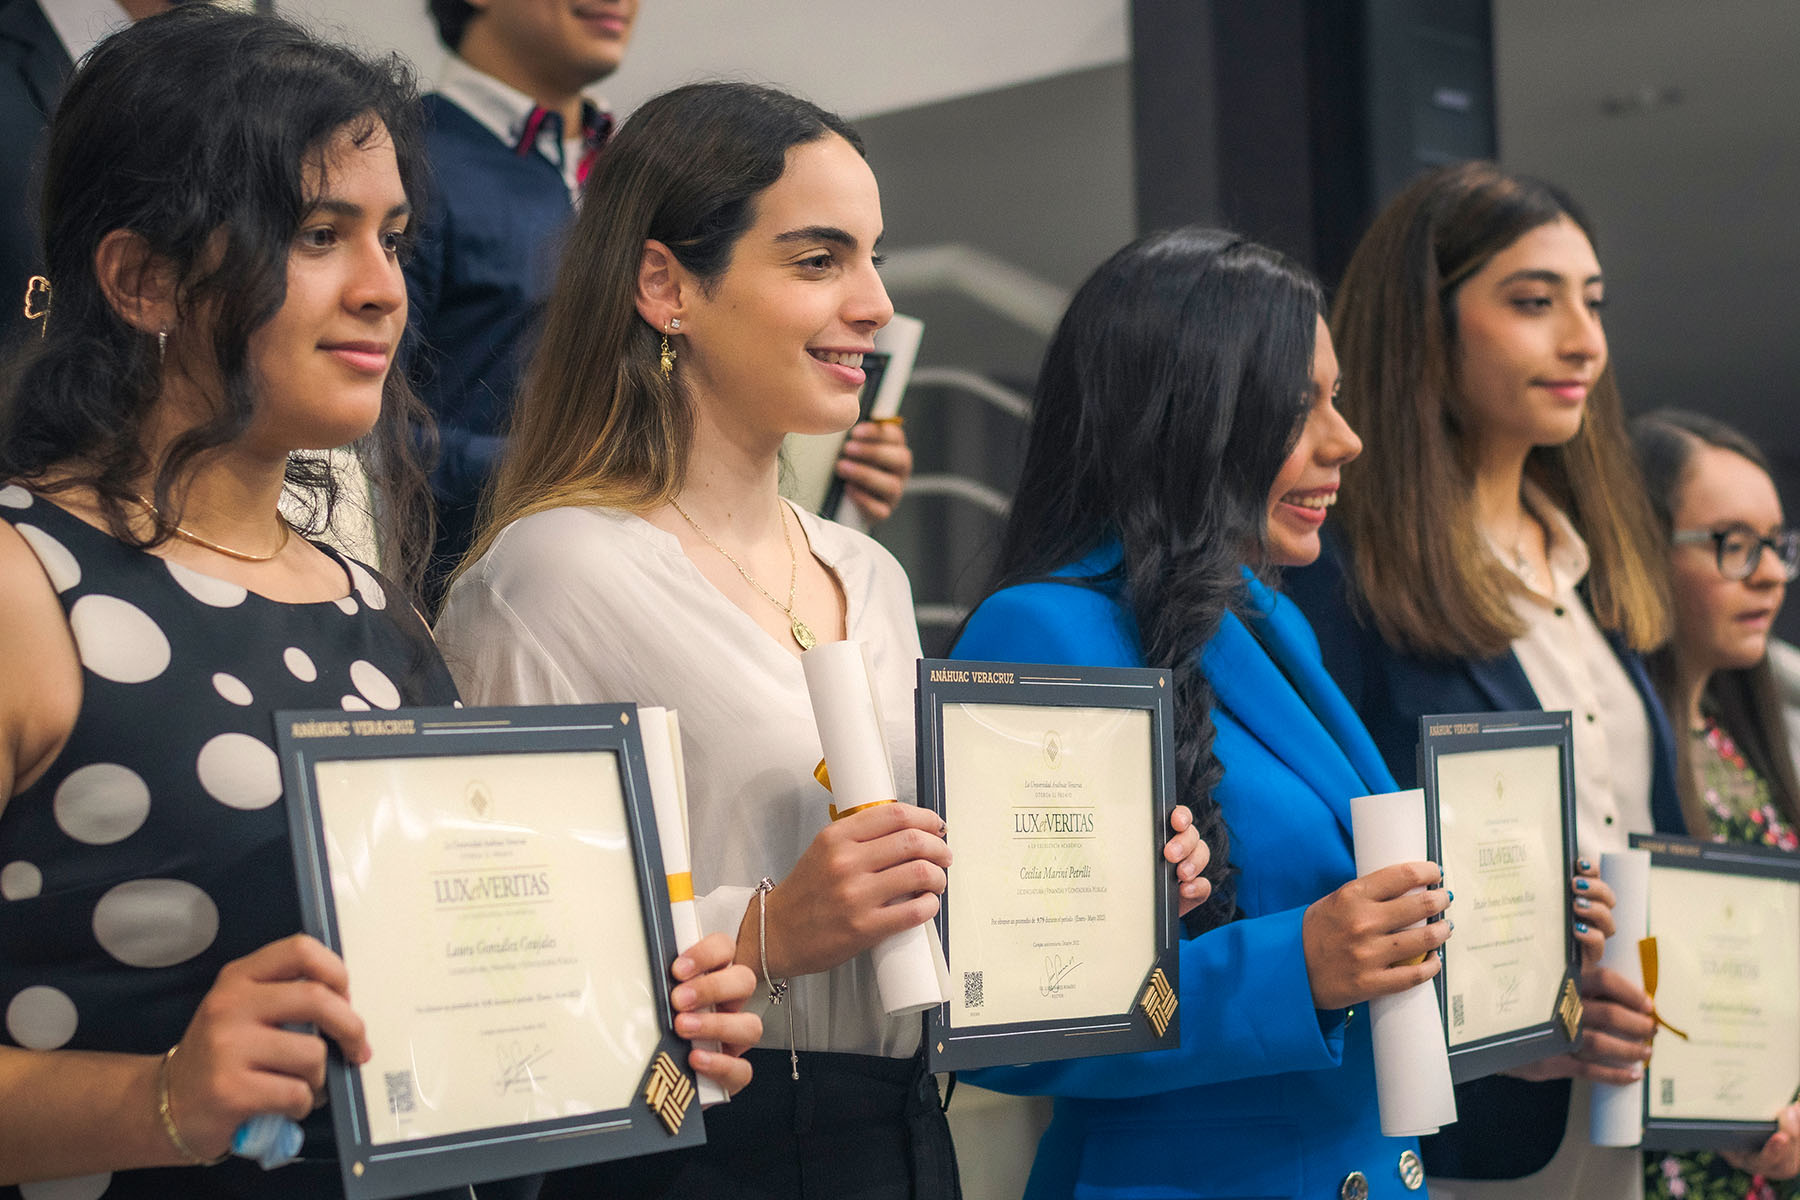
[669,497,817,650]
[133,494,291,563]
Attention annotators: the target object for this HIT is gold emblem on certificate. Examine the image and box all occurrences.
[643,1052,696,1135]
[1140,966,1177,1038]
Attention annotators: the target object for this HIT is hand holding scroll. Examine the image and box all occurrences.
[748,803,951,981]
[1570,857,1618,965]
[1302,862,1450,1011]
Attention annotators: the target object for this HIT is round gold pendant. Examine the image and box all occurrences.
[791,617,817,651]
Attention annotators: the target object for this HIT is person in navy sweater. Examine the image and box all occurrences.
[409,0,913,595]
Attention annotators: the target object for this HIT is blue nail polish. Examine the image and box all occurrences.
[1578,859,1592,872]
[1447,891,1454,903]
[1576,878,1591,891]
[1576,922,1589,933]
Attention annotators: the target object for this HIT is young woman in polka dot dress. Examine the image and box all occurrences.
[1633,411,1800,1200]
[0,10,758,1199]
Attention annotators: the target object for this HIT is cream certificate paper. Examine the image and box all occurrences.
[1647,867,1800,1122]
[1436,744,1569,1048]
[314,751,658,1144]
[942,703,1154,1027]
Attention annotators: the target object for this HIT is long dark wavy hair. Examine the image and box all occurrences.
[980,228,1324,930]
[0,6,434,591]
[1632,409,1800,839]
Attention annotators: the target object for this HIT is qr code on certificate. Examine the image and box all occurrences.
[963,970,983,1009]
[385,1069,416,1115]
[1662,1078,1674,1106]
[1452,994,1465,1029]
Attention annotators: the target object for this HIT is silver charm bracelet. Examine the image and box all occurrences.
[754,877,799,1080]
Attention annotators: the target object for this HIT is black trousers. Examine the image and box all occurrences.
[539,1049,961,1200]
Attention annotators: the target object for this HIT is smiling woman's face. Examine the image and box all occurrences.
[1450,216,1607,455]
[673,132,893,446]
[1263,316,1362,568]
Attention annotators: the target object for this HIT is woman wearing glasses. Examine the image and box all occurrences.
[1632,409,1800,1200]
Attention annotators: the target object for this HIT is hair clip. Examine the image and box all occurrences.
[22,275,50,337]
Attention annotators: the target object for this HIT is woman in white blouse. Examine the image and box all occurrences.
[435,82,1211,1200]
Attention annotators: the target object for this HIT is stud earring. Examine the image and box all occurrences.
[667,318,681,331]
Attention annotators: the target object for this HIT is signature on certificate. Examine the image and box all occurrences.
[1494,973,1521,1013]
[494,1039,553,1095]
[1040,954,1082,997]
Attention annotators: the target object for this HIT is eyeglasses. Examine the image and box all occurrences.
[1671,525,1800,581]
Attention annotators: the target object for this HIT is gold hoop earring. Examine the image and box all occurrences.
[659,333,675,379]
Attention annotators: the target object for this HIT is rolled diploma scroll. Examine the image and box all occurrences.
[1591,848,1651,1145]
[638,706,728,1107]
[801,641,952,1016]
[1350,788,1459,1137]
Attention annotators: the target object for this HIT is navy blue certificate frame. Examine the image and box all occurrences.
[1420,710,1582,1083]
[917,659,1180,1073]
[1632,832,1800,1153]
[275,704,703,1199]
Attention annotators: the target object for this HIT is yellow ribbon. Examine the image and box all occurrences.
[814,759,895,820]
[665,872,694,904]
[829,799,893,822]
[1639,937,1691,1040]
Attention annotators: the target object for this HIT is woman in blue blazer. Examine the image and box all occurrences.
[953,229,1451,1200]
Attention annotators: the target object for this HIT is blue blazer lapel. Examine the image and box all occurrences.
[1202,590,1380,840]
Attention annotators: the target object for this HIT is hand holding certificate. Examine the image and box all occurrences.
[917,660,1180,1072]
[277,705,707,1199]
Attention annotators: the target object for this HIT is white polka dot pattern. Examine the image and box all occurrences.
[350,660,401,709]
[283,646,317,682]
[195,733,281,810]
[15,524,80,592]
[0,861,42,900]
[212,672,253,706]
[68,595,170,684]
[0,484,30,508]
[165,559,248,608]
[340,694,371,711]
[91,879,219,968]
[19,1173,113,1200]
[347,559,387,610]
[334,595,359,615]
[5,984,78,1049]
[53,763,151,845]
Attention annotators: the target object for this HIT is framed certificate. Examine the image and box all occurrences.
[916,659,1179,1072]
[275,705,704,1199]
[1633,834,1800,1152]
[1420,711,1582,1082]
